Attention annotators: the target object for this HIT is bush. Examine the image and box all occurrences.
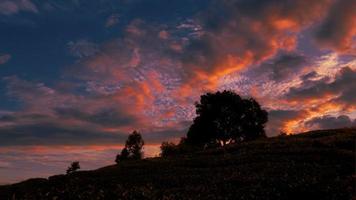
[160,137,203,157]
[66,161,80,174]
[160,142,179,157]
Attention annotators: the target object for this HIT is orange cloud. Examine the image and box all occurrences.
[181,0,333,96]
[315,0,356,54]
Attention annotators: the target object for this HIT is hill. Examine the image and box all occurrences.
[0,128,355,200]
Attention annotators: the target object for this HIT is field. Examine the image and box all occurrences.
[0,128,355,200]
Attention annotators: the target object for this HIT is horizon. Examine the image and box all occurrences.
[0,0,355,184]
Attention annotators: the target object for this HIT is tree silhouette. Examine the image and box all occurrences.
[115,148,129,163]
[116,131,144,163]
[160,137,204,157]
[66,161,80,174]
[160,142,177,157]
[187,90,268,146]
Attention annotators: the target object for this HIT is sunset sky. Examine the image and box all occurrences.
[0,0,355,184]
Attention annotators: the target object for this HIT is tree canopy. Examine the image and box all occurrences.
[187,90,268,146]
[116,131,144,163]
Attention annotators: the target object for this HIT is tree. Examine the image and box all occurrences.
[125,131,145,159]
[115,148,129,163]
[187,90,268,146]
[160,142,177,157]
[115,131,144,163]
[66,161,80,174]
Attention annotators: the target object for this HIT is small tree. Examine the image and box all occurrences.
[126,131,144,159]
[66,161,80,174]
[115,131,144,163]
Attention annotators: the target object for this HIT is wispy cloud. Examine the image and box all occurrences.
[67,39,99,58]
[0,54,11,65]
[105,13,120,27]
[0,0,38,15]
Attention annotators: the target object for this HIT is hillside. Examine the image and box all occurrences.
[0,128,355,200]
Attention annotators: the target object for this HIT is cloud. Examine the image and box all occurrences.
[0,122,127,146]
[286,66,356,107]
[266,109,305,136]
[314,0,356,54]
[3,0,356,184]
[0,71,189,146]
[62,0,352,137]
[0,54,11,65]
[65,19,194,130]
[264,53,308,81]
[0,0,38,15]
[54,107,135,127]
[105,13,120,27]
[0,161,11,169]
[2,76,67,113]
[158,30,169,40]
[305,115,356,129]
[300,71,319,82]
[2,75,137,126]
[1,0,354,147]
[180,0,332,84]
[0,110,187,146]
[250,52,308,82]
[0,114,17,122]
[67,39,99,58]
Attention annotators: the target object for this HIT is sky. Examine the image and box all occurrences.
[0,0,355,184]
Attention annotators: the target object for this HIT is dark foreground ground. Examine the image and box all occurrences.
[0,128,355,200]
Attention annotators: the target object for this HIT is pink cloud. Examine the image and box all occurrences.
[0,54,11,65]
[105,13,120,27]
[0,0,38,15]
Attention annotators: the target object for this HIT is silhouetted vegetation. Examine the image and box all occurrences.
[160,142,176,157]
[160,137,201,157]
[161,91,268,156]
[116,131,144,163]
[1,128,354,200]
[187,90,268,146]
[66,161,80,174]
[278,131,288,137]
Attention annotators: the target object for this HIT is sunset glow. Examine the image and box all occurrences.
[0,0,355,184]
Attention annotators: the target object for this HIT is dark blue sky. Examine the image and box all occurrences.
[0,0,210,109]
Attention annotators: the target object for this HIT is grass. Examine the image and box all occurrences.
[0,128,355,200]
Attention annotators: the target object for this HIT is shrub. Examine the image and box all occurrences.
[160,137,202,157]
[66,161,80,174]
[160,142,178,157]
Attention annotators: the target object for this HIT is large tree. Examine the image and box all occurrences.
[187,90,268,146]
